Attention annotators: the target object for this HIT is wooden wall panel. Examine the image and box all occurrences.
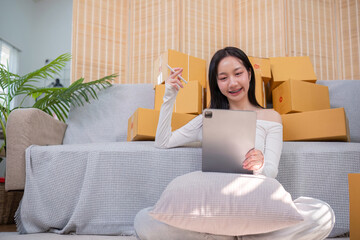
[181,0,233,65]
[287,0,338,80]
[129,0,180,84]
[72,0,128,84]
[234,0,286,58]
[337,0,360,80]
[72,0,360,83]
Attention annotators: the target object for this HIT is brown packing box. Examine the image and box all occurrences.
[264,81,272,103]
[269,56,317,91]
[249,57,271,108]
[154,81,203,115]
[248,56,271,84]
[153,49,188,87]
[127,108,197,141]
[272,80,330,114]
[253,71,266,108]
[348,173,360,240]
[189,55,207,88]
[153,49,207,89]
[281,108,350,141]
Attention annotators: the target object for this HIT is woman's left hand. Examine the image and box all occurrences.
[243,149,264,171]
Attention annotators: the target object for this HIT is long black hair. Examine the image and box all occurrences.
[208,47,262,109]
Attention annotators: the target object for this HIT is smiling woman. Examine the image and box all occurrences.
[134,46,335,240]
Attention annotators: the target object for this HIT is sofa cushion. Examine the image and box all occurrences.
[63,84,155,144]
[317,80,360,142]
[279,141,360,237]
[150,171,303,236]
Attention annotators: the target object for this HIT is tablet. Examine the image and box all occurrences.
[202,109,257,174]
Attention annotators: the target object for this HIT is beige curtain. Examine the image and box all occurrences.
[286,0,338,80]
[336,0,360,80]
[72,0,360,83]
[72,0,129,84]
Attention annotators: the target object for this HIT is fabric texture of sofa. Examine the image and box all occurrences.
[5,81,360,237]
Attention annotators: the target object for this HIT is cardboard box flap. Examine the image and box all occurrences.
[249,56,271,82]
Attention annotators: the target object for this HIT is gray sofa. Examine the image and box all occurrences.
[5,80,360,237]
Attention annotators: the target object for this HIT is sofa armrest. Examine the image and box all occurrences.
[5,108,67,191]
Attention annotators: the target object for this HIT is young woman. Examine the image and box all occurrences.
[134,47,335,240]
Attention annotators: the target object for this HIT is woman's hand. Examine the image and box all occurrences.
[166,67,184,91]
[243,149,264,171]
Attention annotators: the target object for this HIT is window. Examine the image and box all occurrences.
[0,39,20,106]
[0,38,19,74]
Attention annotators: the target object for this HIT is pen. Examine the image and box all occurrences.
[166,64,188,84]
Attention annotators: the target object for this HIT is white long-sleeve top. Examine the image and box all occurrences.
[155,83,283,179]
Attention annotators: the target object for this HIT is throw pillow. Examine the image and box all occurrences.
[150,171,303,236]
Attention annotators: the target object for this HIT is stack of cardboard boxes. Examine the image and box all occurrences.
[270,56,350,141]
[128,50,350,142]
[127,49,206,141]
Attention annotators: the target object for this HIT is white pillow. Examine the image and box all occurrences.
[150,171,303,236]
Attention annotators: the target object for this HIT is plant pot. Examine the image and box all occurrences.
[0,179,23,224]
[0,148,5,158]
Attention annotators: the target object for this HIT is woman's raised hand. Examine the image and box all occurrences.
[243,149,264,171]
[166,67,184,91]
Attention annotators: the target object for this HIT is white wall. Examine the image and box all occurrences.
[31,0,73,88]
[0,0,73,177]
[0,0,35,76]
[0,0,73,103]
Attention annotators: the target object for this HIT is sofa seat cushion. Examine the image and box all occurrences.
[279,141,360,237]
[17,141,201,235]
[16,141,359,237]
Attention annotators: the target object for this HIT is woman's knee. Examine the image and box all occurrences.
[134,207,155,240]
[295,196,335,237]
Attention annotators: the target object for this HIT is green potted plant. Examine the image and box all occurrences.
[0,53,116,163]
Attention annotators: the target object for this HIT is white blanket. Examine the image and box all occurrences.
[15,142,201,235]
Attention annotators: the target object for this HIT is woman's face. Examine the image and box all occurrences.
[216,56,251,103]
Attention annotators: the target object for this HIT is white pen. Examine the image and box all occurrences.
[166,64,188,84]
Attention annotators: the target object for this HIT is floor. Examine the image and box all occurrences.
[0,225,350,240]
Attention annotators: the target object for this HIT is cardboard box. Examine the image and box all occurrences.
[281,108,350,141]
[249,57,270,107]
[249,57,271,107]
[154,81,203,115]
[264,81,272,103]
[272,80,330,114]
[153,49,207,88]
[254,71,267,108]
[269,56,317,90]
[127,108,197,141]
[349,173,360,240]
[249,56,271,84]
